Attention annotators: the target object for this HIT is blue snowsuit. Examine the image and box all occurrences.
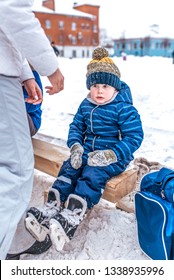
[23,70,43,132]
[53,81,144,208]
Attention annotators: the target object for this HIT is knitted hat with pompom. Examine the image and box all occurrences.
[86,47,121,90]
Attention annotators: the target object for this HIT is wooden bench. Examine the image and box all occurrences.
[32,138,137,205]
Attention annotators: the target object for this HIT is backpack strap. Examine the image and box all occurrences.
[156,167,174,184]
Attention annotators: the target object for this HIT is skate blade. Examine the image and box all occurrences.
[25,215,49,242]
[50,220,69,251]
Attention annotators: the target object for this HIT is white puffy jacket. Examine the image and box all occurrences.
[0,0,58,81]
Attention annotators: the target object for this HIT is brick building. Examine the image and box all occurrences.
[33,0,100,58]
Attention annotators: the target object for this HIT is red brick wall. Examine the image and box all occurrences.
[34,11,99,47]
[34,1,99,48]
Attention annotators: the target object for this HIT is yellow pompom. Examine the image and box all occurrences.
[92,47,109,60]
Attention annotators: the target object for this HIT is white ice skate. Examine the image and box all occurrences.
[25,189,61,241]
[25,213,49,242]
[49,222,69,251]
[49,194,87,251]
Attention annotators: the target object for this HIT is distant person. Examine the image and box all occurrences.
[24,66,43,136]
[0,0,64,260]
[121,51,127,61]
[25,47,144,251]
[51,41,60,56]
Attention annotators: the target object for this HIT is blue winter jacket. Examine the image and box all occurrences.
[67,81,144,165]
[23,70,43,130]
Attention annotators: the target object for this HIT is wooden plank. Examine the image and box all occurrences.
[32,138,137,203]
[32,138,69,177]
[103,169,137,203]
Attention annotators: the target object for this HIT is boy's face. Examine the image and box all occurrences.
[90,84,116,104]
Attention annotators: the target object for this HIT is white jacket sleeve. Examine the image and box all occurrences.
[20,59,34,83]
[0,0,58,77]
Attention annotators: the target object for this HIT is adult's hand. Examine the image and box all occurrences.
[23,78,43,104]
[46,68,64,95]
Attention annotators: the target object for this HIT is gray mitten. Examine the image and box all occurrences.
[70,144,84,169]
[88,149,117,167]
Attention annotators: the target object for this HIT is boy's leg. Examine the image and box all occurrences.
[52,159,82,203]
[0,76,34,259]
[74,164,124,208]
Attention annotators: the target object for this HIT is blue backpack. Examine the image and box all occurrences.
[135,167,174,260]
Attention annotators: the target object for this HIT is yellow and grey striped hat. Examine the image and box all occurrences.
[86,47,121,90]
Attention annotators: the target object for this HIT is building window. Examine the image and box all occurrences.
[72,22,77,31]
[72,36,77,44]
[93,25,97,33]
[122,43,125,49]
[82,50,85,57]
[45,20,51,29]
[127,43,131,50]
[87,49,90,57]
[86,23,90,30]
[72,50,77,58]
[81,23,85,30]
[58,35,64,45]
[140,41,144,49]
[78,32,82,40]
[59,21,64,29]
[151,42,155,49]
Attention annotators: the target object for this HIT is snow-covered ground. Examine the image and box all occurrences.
[20,55,174,260]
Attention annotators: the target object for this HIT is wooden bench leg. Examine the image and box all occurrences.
[102,168,137,203]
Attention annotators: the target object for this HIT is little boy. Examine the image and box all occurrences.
[25,47,144,250]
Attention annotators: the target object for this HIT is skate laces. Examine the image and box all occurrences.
[61,208,83,225]
[41,201,60,220]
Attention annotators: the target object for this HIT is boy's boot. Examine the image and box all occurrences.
[25,188,61,242]
[49,194,87,251]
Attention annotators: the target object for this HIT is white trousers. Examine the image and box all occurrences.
[0,75,34,259]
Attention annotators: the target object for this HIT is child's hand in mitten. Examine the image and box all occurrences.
[70,144,84,169]
[87,150,117,167]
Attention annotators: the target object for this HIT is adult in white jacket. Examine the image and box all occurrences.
[0,0,64,259]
